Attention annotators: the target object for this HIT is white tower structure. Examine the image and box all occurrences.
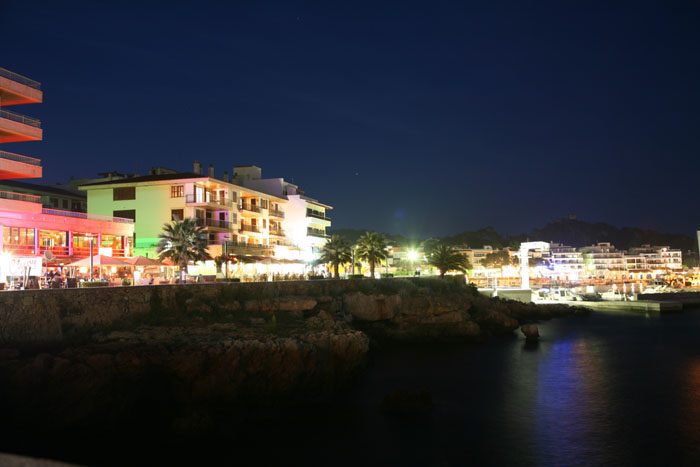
[519,241,550,289]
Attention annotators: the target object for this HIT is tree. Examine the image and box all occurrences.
[157,218,212,282]
[482,250,513,268]
[355,231,388,279]
[428,244,471,279]
[320,235,352,279]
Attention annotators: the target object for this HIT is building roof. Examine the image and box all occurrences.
[0,180,86,198]
[79,172,206,187]
[78,172,288,201]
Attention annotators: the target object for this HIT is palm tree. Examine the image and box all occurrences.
[320,235,352,279]
[355,231,388,279]
[157,218,212,282]
[428,244,472,279]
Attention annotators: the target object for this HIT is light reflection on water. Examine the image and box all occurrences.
[327,310,700,466]
[12,309,700,466]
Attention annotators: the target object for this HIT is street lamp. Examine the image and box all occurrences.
[408,250,418,275]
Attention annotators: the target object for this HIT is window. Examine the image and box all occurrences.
[261,199,268,209]
[113,187,135,201]
[50,197,58,207]
[62,199,68,209]
[170,185,184,198]
[171,209,184,221]
[231,213,237,224]
[113,209,136,221]
[263,219,267,228]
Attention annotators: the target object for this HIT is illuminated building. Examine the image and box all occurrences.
[79,162,294,262]
[0,67,133,276]
[580,242,625,277]
[456,245,495,269]
[232,165,332,262]
[0,179,86,212]
[627,245,682,270]
[544,242,584,281]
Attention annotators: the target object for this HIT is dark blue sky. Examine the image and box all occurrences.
[2,1,699,237]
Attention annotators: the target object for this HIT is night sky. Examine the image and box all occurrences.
[2,1,699,238]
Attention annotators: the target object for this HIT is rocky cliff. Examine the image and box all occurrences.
[0,278,586,432]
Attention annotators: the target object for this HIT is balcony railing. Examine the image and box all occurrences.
[195,218,232,229]
[307,210,330,221]
[0,109,41,128]
[0,190,40,203]
[0,150,41,166]
[240,223,262,233]
[269,228,285,236]
[239,202,262,213]
[40,246,70,257]
[0,67,41,90]
[307,227,329,238]
[185,194,233,207]
[269,208,285,218]
[42,208,135,224]
[226,241,274,250]
[3,244,36,255]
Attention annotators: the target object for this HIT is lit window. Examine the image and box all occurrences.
[171,185,184,198]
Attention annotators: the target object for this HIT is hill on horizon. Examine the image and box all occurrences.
[330,219,697,252]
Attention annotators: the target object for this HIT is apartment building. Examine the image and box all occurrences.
[580,242,625,276]
[545,242,585,280]
[455,245,495,269]
[231,165,331,261]
[0,179,86,212]
[0,67,133,278]
[79,162,292,260]
[627,245,682,270]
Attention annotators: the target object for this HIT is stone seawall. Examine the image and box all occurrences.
[0,278,587,344]
[0,280,378,344]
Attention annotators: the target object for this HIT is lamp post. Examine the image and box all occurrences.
[89,236,94,281]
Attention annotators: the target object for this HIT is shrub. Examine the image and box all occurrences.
[380,273,394,278]
[308,275,325,280]
[79,281,110,288]
[121,278,132,286]
[215,278,240,282]
[347,274,365,279]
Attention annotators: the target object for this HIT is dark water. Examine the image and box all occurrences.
[8,310,700,466]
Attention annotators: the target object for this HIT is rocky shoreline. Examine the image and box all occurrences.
[0,278,588,433]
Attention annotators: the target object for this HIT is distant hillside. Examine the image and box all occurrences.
[327,228,421,247]
[531,219,695,251]
[331,219,696,253]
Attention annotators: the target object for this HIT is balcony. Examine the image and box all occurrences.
[0,68,41,90]
[307,209,330,221]
[195,218,232,230]
[0,109,42,143]
[269,208,285,218]
[307,227,329,238]
[239,202,262,213]
[269,227,285,237]
[185,194,233,207]
[0,150,42,179]
[0,68,42,106]
[240,223,262,233]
